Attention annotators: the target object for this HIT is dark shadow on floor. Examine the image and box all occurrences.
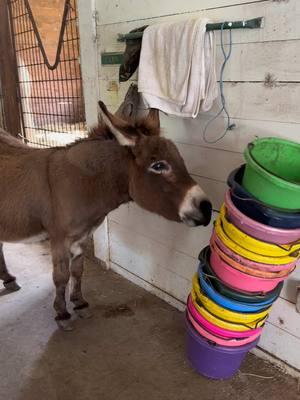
[0,245,298,400]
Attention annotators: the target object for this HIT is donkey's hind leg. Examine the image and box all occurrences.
[0,243,21,291]
[70,254,92,319]
[51,242,73,331]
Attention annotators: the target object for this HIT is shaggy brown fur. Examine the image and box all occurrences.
[0,102,211,330]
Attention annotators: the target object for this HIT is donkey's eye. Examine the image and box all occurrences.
[152,162,166,171]
[148,160,171,174]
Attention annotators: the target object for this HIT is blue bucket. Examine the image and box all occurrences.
[198,265,275,313]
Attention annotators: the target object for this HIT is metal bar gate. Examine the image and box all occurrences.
[6,0,86,146]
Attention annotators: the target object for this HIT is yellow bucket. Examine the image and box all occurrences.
[192,274,270,326]
[190,290,264,331]
[214,206,299,264]
[220,205,300,257]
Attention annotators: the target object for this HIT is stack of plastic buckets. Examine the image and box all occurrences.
[185,137,300,380]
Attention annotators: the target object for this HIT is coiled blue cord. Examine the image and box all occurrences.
[203,22,236,143]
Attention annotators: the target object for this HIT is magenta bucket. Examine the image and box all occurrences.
[225,190,300,245]
[185,316,259,380]
[210,241,286,293]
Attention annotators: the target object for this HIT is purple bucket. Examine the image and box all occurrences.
[185,316,259,380]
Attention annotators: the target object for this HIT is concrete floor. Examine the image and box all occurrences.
[0,243,299,400]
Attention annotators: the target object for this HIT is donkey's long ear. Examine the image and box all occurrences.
[98,101,138,146]
[137,108,160,137]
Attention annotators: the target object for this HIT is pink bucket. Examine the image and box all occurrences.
[187,309,261,347]
[225,190,300,245]
[187,295,262,339]
[211,231,296,273]
[210,243,287,293]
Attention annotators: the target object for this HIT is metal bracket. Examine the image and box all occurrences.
[101,16,264,65]
[101,52,124,65]
[117,17,263,42]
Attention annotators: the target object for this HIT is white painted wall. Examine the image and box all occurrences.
[81,0,300,371]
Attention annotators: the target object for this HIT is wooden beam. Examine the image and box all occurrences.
[0,0,21,136]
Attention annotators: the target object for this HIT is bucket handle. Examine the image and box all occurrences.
[224,204,300,254]
[192,290,267,329]
[200,268,271,299]
[231,190,269,206]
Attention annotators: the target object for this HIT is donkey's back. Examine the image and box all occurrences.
[0,129,52,242]
[0,128,30,152]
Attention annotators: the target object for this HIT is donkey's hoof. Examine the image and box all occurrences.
[4,280,21,292]
[75,307,93,319]
[56,319,74,331]
[55,312,73,331]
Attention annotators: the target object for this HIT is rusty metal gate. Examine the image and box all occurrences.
[0,0,21,135]
[5,0,86,147]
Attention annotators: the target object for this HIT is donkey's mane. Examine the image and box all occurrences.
[0,127,111,154]
[88,125,115,141]
[0,110,160,152]
[61,125,116,150]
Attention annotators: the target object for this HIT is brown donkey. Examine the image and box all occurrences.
[0,102,212,330]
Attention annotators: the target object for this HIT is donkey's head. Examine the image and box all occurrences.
[98,101,212,227]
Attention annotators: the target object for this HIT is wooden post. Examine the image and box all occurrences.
[0,0,21,136]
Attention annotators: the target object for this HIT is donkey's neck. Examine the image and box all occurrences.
[66,139,132,217]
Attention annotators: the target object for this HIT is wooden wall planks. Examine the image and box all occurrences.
[97,0,300,44]
[91,0,300,371]
[100,40,300,83]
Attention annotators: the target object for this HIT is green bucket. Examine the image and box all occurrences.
[243,137,300,211]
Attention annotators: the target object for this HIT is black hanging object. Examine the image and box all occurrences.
[119,25,148,82]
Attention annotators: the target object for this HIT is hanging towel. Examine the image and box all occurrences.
[138,18,218,118]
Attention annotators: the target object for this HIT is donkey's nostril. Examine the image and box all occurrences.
[199,200,212,226]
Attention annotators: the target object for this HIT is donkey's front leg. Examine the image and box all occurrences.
[51,243,73,331]
[0,243,21,292]
[70,254,92,319]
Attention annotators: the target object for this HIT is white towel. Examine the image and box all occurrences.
[138,18,218,118]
